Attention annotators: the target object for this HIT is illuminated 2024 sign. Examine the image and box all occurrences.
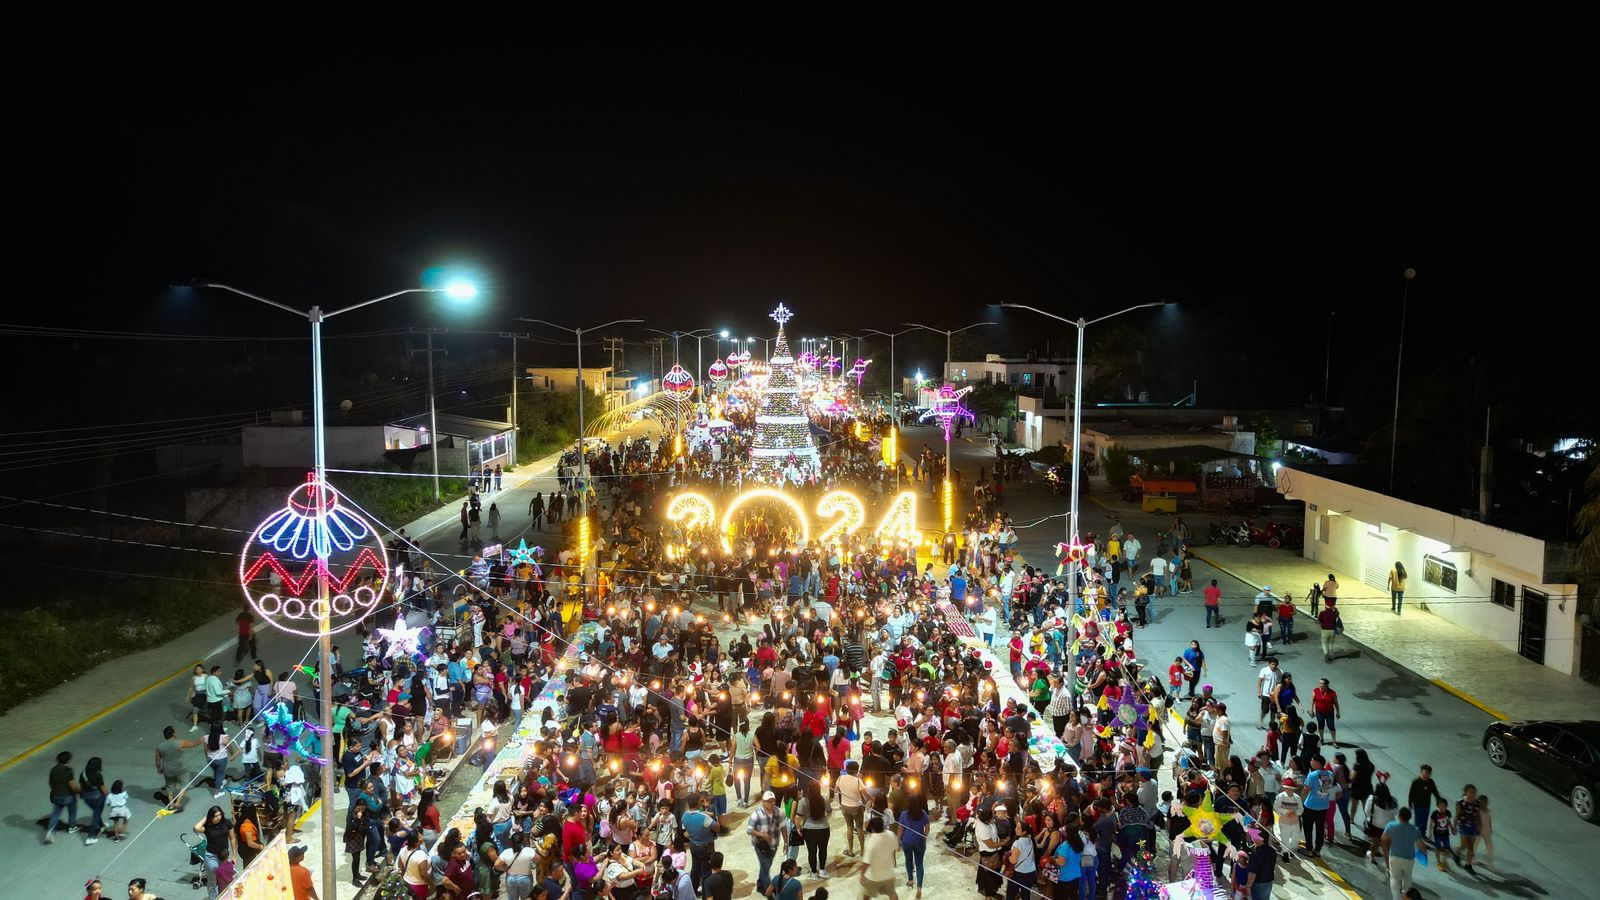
[668,488,920,553]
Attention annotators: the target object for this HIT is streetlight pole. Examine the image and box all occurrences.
[1390,268,1417,493]
[999,301,1169,546]
[903,321,996,485]
[207,279,477,900]
[522,317,642,600]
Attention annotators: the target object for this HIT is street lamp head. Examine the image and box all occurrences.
[444,279,479,301]
[720,330,730,338]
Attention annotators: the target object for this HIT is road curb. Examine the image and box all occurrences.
[1188,550,1511,723]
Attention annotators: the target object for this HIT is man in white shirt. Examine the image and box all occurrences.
[1256,658,1283,728]
[1212,704,1232,770]
[869,651,888,712]
[1122,534,1142,572]
[978,603,997,647]
[1149,555,1168,597]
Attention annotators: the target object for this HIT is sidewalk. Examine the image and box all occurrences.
[1080,487,1600,724]
[1192,544,1600,722]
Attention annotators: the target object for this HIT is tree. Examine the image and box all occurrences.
[1578,461,1600,574]
[1103,444,1133,494]
[967,381,1017,433]
[1245,412,1281,459]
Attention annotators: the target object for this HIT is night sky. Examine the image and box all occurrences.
[9,37,1590,473]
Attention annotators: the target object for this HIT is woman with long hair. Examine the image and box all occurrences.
[345,802,372,885]
[204,722,231,795]
[897,792,932,897]
[795,777,832,876]
[1362,779,1399,866]
[1388,562,1408,614]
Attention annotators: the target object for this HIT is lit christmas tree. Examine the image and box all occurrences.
[750,303,819,483]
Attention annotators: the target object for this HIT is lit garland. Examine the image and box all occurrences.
[943,477,954,531]
[881,425,898,467]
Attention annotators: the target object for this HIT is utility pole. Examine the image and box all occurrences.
[409,329,447,499]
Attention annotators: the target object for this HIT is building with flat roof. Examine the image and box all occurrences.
[1277,466,1585,677]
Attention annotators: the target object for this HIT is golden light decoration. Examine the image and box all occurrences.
[881,425,898,467]
[666,492,717,533]
[942,478,954,531]
[816,490,866,542]
[577,514,592,567]
[720,487,812,554]
[873,491,920,545]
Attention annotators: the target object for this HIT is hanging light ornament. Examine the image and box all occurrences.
[662,364,696,401]
[707,359,729,383]
[919,383,975,440]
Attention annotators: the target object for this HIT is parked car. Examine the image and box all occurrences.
[1482,720,1600,821]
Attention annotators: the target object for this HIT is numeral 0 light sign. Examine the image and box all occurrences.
[666,489,921,554]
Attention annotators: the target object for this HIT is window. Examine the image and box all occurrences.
[1422,554,1458,592]
[1491,579,1516,609]
[1317,514,1330,544]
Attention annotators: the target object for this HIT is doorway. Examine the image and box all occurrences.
[1519,588,1548,664]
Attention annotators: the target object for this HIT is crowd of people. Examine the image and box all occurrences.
[43,413,1493,900]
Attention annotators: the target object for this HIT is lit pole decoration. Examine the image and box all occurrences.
[707,358,729,386]
[850,357,871,387]
[997,301,1170,549]
[210,274,476,900]
[919,383,973,532]
[521,316,644,605]
[663,363,696,401]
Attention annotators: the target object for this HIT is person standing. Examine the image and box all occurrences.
[1321,574,1340,606]
[1455,784,1482,874]
[288,844,320,900]
[1203,580,1222,629]
[528,492,545,531]
[44,750,80,844]
[79,756,108,842]
[193,805,236,900]
[1381,808,1426,900]
[1242,826,1278,899]
[701,851,734,900]
[860,816,900,899]
[1256,659,1283,729]
[1311,679,1342,746]
[488,502,502,541]
[683,792,722,889]
[1387,563,1407,614]
[1276,594,1297,644]
[1181,641,1207,699]
[1300,757,1334,857]
[458,502,470,543]
[234,607,257,663]
[1212,703,1233,771]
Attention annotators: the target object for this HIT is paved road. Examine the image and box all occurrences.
[952,429,1593,900]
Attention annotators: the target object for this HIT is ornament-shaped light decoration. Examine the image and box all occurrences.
[707,359,729,383]
[663,364,696,401]
[919,383,975,440]
[850,357,871,386]
[239,473,389,638]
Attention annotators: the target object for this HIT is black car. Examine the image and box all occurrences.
[1483,720,1600,821]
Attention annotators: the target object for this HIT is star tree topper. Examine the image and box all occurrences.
[770,302,793,327]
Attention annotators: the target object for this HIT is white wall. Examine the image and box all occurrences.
[1282,467,1580,675]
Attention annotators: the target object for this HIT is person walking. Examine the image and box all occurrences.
[1321,574,1340,606]
[899,793,932,897]
[1203,580,1222,629]
[458,502,470,543]
[528,492,545,531]
[1406,765,1445,830]
[193,805,237,900]
[1242,825,1278,899]
[1381,807,1427,900]
[44,750,80,844]
[1316,600,1341,662]
[1181,641,1207,699]
[233,607,257,663]
[156,725,203,812]
[488,502,502,541]
[747,791,784,896]
[1455,784,1483,874]
[1387,563,1407,614]
[793,780,831,877]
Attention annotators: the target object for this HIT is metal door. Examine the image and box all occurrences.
[1519,588,1548,664]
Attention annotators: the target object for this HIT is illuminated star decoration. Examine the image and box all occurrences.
[1180,789,1239,842]
[263,701,328,764]
[377,618,427,660]
[770,302,794,327]
[1100,683,1151,728]
[919,383,975,440]
[509,539,544,567]
[850,358,871,386]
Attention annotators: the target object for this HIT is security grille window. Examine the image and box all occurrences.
[1423,554,1458,592]
[1491,579,1516,609]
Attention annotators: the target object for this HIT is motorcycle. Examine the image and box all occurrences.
[1264,520,1304,549]
[1044,464,1068,495]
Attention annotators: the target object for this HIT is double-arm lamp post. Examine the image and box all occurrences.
[207,277,478,900]
[996,301,1170,545]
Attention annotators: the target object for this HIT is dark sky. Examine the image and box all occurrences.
[11,37,1589,439]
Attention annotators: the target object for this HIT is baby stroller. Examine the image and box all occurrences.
[179,832,209,890]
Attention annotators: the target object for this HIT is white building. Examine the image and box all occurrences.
[1277,466,1583,675]
[944,354,1088,394]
